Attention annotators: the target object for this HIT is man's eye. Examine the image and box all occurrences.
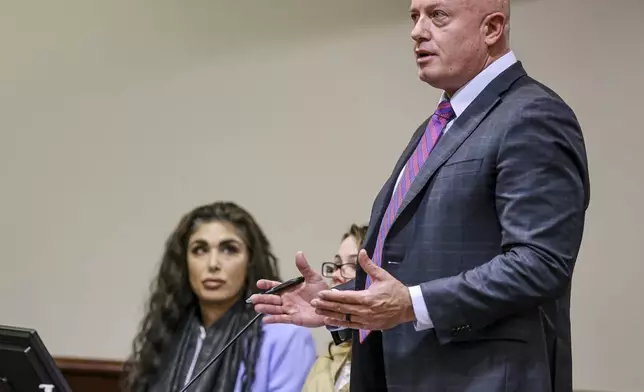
[431,10,448,19]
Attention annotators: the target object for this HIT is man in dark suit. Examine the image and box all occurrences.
[251,0,589,390]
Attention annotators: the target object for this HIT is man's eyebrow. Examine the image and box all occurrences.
[410,0,441,12]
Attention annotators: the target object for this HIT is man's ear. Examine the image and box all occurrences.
[483,12,507,46]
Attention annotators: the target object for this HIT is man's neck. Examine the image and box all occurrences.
[445,47,512,97]
[484,47,512,69]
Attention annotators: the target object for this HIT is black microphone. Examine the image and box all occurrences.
[178,276,305,392]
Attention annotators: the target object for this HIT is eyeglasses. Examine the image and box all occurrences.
[321,262,357,279]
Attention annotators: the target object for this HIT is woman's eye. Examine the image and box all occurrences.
[221,245,239,255]
[191,245,208,255]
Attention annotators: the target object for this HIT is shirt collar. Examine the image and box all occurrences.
[440,51,518,116]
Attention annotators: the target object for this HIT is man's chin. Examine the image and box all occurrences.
[417,69,440,87]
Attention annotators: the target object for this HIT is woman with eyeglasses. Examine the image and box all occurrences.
[302,223,368,392]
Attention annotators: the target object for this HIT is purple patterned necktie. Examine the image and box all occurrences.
[359,100,456,343]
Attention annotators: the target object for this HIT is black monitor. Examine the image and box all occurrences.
[0,325,71,392]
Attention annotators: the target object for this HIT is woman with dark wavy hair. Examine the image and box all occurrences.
[122,201,316,392]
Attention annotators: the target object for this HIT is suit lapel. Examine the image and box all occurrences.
[391,97,499,226]
[389,62,527,229]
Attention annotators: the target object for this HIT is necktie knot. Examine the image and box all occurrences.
[435,100,456,121]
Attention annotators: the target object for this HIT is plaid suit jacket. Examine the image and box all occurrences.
[349,62,590,392]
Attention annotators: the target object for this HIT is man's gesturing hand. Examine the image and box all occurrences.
[311,249,416,331]
[249,252,328,328]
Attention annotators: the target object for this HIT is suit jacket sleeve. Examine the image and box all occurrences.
[420,95,589,345]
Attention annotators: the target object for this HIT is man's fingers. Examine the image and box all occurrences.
[323,317,366,330]
[253,303,284,315]
[315,308,367,325]
[358,249,387,281]
[262,314,293,324]
[295,252,318,280]
[311,297,366,314]
[249,293,282,306]
[317,289,364,305]
[314,308,345,321]
[257,279,281,290]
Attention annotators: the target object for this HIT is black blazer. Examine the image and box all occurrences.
[349,62,590,392]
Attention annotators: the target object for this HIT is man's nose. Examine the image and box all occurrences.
[411,18,429,41]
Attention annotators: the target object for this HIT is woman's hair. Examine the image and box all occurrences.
[122,201,280,392]
[341,223,369,248]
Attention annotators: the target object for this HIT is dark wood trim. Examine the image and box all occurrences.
[55,356,124,375]
[54,357,125,392]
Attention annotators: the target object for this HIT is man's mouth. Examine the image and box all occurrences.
[415,49,435,59]
[415,49,436,65]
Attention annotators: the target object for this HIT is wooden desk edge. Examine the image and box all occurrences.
[55,356,125,376]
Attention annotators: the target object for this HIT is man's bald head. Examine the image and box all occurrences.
[481,0,510,15]
[460,0,509,20]
[410,0,511,93]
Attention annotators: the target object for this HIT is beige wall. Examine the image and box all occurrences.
[0,0,642,391]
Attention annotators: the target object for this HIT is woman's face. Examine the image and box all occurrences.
[331,235,359,286]
[186,221,249,306]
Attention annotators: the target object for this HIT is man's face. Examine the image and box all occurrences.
[410,0,487,94]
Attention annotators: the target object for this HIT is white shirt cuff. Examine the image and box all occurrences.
[408,285,434,331]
